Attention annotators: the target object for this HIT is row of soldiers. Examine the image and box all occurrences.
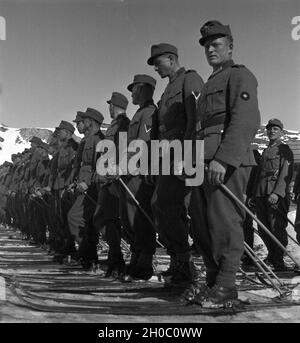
[0,20,300,308]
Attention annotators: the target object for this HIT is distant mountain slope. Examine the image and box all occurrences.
[0,123,299,164]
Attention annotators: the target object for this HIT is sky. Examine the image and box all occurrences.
[0,0,299,129]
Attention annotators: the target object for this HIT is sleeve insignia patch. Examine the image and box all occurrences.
[240,92,250,101]
[145,124,151,133]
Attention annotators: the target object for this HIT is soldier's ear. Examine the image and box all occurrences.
[168,54,176,65]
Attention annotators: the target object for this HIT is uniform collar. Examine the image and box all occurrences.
[87,127,101,137]
[209,59,234,79]
[268,139,282,148]
[138,99,154,111]
[169,67,185,83]
[113,113,127,123]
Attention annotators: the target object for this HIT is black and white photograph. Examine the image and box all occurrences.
[0,0,300,329]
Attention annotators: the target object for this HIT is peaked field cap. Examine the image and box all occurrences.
[83,107,104,124]
[127,74,156,92]
[51,128,60,137]
[29,136,43,145]
[56,120,75,134]
[199,20,232,46]
[73,111,85,123]
[3,161,12,167]
[266,118,284,130]
[107,92,129,110]
[147,43,178,65]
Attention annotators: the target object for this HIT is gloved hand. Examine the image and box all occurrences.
[77,182,88,193]
[247,197,256,208]
[268,193,279,205]
[35,190,43,197]
[43,186,51,193]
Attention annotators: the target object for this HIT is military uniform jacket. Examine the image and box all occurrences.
[21,159,31,193]
[157,67,204,141]
[33,157,50,189]
[4,167,13,189]
[197,60,261,168]
[28,150,42,189]
[105,113,130,162]
[54,138,78,190]
[255,140,294,198]
[9,164,22,192]
[47,151,59,189]
[127,100,156,143]
[294,165,300,196]
[16,164,27,193]
[71,136,86,183]
[125,100,157,169]
[78,130,105,186]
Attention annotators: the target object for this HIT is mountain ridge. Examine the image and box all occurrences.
[0,123,299,164]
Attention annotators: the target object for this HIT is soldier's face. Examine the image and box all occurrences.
[204,37,232,68]
[109,103,115,118]
[84,118,92,130]
[39,148,48,157]
[267,126,282,141]
[153,55,172,78]
[59,129,68,141]
[76,121,85,134]
[48,146,55,155]
[131,84,142,105]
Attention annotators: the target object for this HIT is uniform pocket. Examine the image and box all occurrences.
[205,86,226,114]
[83,146,94,164]
[58,151,69,169]
[128,120,140,140]
[166,90,182,107]
[266,155,280,171]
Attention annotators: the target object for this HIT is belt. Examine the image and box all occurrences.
[196,113,227,131]
[261,170,277,177]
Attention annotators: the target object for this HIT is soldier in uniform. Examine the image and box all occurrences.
[30,141,50,245]
[0,162,12,225]
[8,153,23,229]
[294,164,300,244]
[67,108,105,269]
[93,92,130,277]
[18,149,32,239]
[147,43,204,284]
[43,129,62,253]
[27,136,44,241]
[255,119,294,270]
[4,158,16,227]
[188,21,261,306]
[121,74,157,280]
[52,120,78,262]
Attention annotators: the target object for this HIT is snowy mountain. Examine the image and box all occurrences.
[0,123,109,165]
[0,123,299,165]
[0,124,53,165]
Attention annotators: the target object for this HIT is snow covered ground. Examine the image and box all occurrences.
[0,211,300,323]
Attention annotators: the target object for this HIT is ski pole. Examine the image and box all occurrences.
[244,244,283,295]
[220,183,300,269]
[244,242,284,286]
[118,177,165,249]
